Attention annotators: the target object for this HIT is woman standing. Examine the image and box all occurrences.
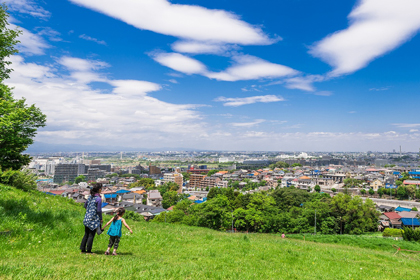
[80,183,103,254]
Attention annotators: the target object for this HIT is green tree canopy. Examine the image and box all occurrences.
[74,175,86,184]
[0,6,46,170]
[314,185,321,193]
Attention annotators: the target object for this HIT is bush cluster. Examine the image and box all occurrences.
[382,228,403,237]
[0,168,37,191]
[402,227,420,242]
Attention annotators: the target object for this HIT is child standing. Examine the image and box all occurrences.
[102,208,133,255]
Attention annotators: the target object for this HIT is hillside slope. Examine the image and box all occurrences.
[0,184,419,280]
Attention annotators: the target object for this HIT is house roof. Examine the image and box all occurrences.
[384,212,401,220]
[401,218,420,226]
[299,176,311,180]
[395,206,411,212]
[399,212,418,218]
[403,180,420,185]
[48,190,66,195]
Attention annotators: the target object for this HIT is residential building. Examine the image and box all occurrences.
[147,190,163,207]
[53,164,85,184]
[189,174,206,189]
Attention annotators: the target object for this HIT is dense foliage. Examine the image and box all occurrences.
[0,168,37,191]
[0,5,46,170]
[402,227,420,242]
[153,187,379,234]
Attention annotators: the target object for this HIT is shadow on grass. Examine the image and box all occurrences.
[91,250,133,256]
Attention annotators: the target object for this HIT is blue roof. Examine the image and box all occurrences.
[45,192,56,196]
[102,202,109,208]
[395,206,411,212]
[104,194,118,198]
[385,185,397,189]
[115,190,131,194]
[393,171,400,175]
[401,218,420,226]
[194,200,205,204]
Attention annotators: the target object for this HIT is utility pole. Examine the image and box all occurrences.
[314,209,317,235]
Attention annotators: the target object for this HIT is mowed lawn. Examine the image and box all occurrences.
[1,186,419,279]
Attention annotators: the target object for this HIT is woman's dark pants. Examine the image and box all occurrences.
[80,226,96,253]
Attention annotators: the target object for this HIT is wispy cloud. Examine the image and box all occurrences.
[168,79,178,84]
[206,55,298,82]
[214,95,284,107]
[5,0,50,19]
[79,34,107,45]
[369,86,391,91]
[12,24,50,55]
[310,0,420,77]
[152,52,298,82]
[348,111,357,114]
[231,119,265,127]
[36,27,62,42]
[392,123,420,128]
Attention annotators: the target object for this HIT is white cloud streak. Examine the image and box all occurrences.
[310,0,420,77]
[79,34,107,45]
[152,53,298,82]
[231,119,265,127]
[4,0,50,19]
[214,95,285,107]
[69,0,273,46]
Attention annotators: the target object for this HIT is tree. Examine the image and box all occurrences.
[0,6,46,170]
[291,163,303,167]
[269,161,289,169]
[130,178,155,189]
[368,188,374,196]
[377,188,384,198]
[207,170,219,176]
[331,188,336,193]
[360,189,366,195]
[75,175,86,184]
[314,185,321,193]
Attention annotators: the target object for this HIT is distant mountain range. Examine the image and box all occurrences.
[25,142,205,153]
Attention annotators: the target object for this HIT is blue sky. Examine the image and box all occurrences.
[5,0,420,151]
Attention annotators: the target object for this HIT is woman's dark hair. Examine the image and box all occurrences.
[90,183,103,196]
[113,207,125,222]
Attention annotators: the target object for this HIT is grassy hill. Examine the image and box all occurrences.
[1,184,419,280]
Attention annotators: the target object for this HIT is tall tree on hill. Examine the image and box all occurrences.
[0,5,46,170]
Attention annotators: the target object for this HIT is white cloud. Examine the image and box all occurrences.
[214,95,284,107]
[392,123,420,128]
[79,34,107,45]
[7,55,206,147]
[313,91,333,96]
[409,129,418,133]
[231,119,265,127]
[36,27,62,42]
[284,75,325,91]
[151,53,207,75]
[58,57,110,72]
[206,55,298,82]
[369,86,390,91]
[4,0,50,19]
[69,0,273,45]
[168,79,178,84]
[310,0,420,77]
[171,41,236,55]
[12,24,50,55]
[153,53,298,82]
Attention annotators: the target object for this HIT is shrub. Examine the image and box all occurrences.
[383,228,403,237]
[0,168,37,191]
[124,210,144,222]
[412,207,418,211]
[402,227,420,242]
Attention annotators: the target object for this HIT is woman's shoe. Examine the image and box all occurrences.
[105,251,110,255]
[112,252,117,256]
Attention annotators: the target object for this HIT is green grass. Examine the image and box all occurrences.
[288,233,420,253]
[1,184,420,280]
